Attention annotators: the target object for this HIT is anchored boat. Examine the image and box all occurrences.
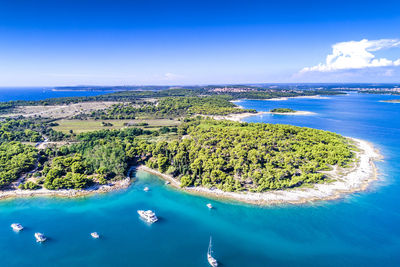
[11,223,23,232]
[91,232,100,239]
[137,210,158,224]
[207,236,218,267]
[35,232,47,243]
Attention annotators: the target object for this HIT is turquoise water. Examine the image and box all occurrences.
[1,92,400,266]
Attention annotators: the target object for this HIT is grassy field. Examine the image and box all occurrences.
[52,119,181,134]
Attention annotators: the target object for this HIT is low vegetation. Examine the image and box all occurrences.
[270,108,296,113]
[86,96,256,120]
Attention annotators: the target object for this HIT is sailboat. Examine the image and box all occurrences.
[207,236,218,267]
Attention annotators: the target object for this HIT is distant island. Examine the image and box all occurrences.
[270,108,296,113]
[0,88,380,204]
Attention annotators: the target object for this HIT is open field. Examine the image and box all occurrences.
[52,119,181,134]
[3,101,121,119]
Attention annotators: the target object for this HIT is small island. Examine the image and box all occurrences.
[270,108,296,113]
[264,108,315,116]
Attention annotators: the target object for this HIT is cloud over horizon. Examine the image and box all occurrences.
[300,39,400,73]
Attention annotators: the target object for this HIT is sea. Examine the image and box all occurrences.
[0,87,113,102]
[1,90,400,266]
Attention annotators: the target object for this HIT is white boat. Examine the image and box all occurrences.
[137,210,158,223]
[35,232,47,242]
[91,232,100,239]
[207,236,218,267]
[143,187,149,192]
[11,223,23,232]
[165,181,170,185]
[207,203,213,209]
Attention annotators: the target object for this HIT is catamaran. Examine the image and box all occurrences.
[207,236,218,267]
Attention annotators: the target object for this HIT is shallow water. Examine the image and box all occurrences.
[1,92,400,266]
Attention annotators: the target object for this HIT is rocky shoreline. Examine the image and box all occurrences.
[0,177,131,200]
[138,137,382,205]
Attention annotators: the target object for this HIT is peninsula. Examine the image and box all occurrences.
[0,87,380,204]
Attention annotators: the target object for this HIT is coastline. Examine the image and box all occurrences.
[138,137,382,205]
[210,110,315,122]
[0,177,131,200]
[210,112,267,122]
[231,95,331,103]
[266,110,316,115]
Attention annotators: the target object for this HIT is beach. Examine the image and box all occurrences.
[210,110,315,122]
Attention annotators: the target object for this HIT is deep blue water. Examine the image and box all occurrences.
[0,87,112,102]
[1,92,400,266]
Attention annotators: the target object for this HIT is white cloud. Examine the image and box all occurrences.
[301,39,400,73]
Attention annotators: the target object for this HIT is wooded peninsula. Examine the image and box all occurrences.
[0,87,380,203]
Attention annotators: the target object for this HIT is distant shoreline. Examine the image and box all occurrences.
[231,95,331,103]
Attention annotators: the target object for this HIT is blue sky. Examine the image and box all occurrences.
[0,0,399,86]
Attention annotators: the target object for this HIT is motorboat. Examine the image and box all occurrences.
[137,210,158,224]
[91,232,100,239]
[35,232,47,242]
[11,223,23,232]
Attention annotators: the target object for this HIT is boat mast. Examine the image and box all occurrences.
[208,236,212,255]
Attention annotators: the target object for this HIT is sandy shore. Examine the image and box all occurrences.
[138,137,382,205]
[210,112,267,122]
[210,110,315,122]
[0,177,132,200]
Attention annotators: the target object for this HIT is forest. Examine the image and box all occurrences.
[0,116,355,192]
[0,142,37,188]
[86,96,256,119]
[0,119,68,143]
[145,119,355,192]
